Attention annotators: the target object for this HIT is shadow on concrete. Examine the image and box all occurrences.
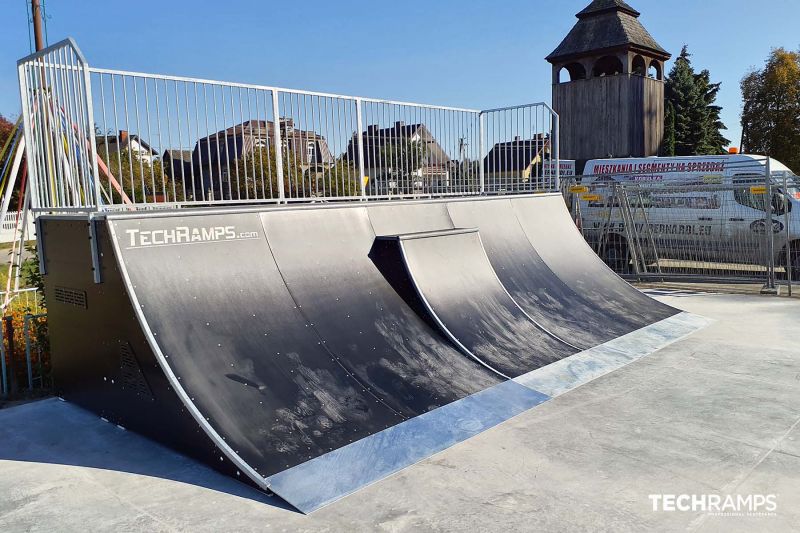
[0,397,297,513]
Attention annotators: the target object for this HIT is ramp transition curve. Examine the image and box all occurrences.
[40,194,706,513]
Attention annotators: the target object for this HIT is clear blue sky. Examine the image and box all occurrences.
[1,0,799,147]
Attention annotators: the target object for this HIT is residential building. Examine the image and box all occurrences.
[347,121,451,194]
[192,119,333,200]
[96,130,159,164]
[483,134,551,192]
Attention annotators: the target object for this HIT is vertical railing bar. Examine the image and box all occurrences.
[220,85,232,201]
[153,79,168,202]
[163,78,177,202]
[201,83,212,202]
[200,83,211,202]
[121,75,137,203]
[212,85,223,201]
[143,78,157,201]
[175,80,188,202]
[132,77,147,204]
[55,50,73,207]
[237,86,248,201]
[67,48,88,207]
[355,98,366,199]
[183,82,196,202]
[271,90,285,202]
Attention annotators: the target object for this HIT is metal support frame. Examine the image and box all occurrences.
[88,215,102,284]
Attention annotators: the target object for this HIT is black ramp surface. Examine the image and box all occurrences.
[446,198,644,348]
[511,196,678,325]
[393,228,577,378]
[259,207,501,418]
[109,212,402,487]
[367,202,455,235]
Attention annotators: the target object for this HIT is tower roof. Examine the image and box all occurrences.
[577,0,640,18]
[546,0,669,63]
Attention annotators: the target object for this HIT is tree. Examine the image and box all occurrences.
[0,114,14,151]
[231,147,360,200]
[660,46,729,156]
[104,148,179,204]
[741,48,800,173]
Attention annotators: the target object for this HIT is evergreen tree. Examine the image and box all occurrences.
[661,46,729,156]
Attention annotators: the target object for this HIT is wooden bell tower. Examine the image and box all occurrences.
[546,0,671,171]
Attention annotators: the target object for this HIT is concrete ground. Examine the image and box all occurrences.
[0,291,798,532]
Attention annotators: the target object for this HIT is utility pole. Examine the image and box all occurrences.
[31,0,45,52]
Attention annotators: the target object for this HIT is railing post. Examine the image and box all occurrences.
[763,157,776,293]
[553,112,560,192]
[24,314,33,390]
[0,325,6,397]
[355,98,366,199]
[81,61,101,210]
[783,172,793,296]
[478,112,486,194]
[271,91,285,202]
[17,63,39,210]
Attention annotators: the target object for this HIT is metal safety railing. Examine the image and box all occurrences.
[564,167,798,293]
[18,38,560,213]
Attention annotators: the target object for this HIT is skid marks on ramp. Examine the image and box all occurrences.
[371,302,500,409]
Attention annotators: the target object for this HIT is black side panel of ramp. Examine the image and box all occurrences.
[512,196,678,325]
[389,228,577,378]
[44,219,241,483]
[446,198,644,348]
[108,213,402,484]
[259,207,502,415]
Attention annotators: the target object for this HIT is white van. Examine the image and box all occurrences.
[575,154,800,274]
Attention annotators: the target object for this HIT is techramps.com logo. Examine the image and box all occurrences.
[649,493,778,517]
[124,225,260,249]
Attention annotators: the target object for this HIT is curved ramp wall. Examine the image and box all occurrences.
[40,194,706,514]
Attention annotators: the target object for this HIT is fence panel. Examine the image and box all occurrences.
[567,170,798,289]
[19,39,559,212]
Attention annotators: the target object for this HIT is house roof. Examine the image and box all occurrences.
[347,122,451,168]
[546,0,669,63]
[163,149,193,162]
[484,136,549,173]
[196,119,324,144]
[96,131,159,155]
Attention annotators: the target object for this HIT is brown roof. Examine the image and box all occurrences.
[578,0,639,18]
[546,0,669,63]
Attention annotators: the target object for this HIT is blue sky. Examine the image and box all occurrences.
[1,0,799,147]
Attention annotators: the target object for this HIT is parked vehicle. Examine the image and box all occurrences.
[574,154,800,275]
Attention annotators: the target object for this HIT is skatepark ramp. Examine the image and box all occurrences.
[18,39,709,513]
[39,194,708,513]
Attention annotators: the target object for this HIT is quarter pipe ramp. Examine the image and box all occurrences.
[40,194,707,513]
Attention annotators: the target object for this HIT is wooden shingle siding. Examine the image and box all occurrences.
[553,74,663,164]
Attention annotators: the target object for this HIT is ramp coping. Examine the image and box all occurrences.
[375,227,478,241]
